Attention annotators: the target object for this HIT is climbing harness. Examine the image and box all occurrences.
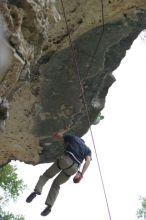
[57,154,79,177]
[60,0,112,220]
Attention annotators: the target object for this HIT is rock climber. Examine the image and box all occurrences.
[26,129,92,216]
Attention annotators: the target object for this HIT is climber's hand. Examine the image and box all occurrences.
[52,132,63,140]
[73,171,83,183]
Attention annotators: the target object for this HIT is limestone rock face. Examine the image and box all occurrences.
[0,0,145,166]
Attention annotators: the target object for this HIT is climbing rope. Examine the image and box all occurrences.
[60,1,112,220]
[85,0,105,78]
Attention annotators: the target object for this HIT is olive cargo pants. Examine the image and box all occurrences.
[34,154,79,206]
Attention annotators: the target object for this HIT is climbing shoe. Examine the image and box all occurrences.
[26,192,38,203]
[41,205,52,216]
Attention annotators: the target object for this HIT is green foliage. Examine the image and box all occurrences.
[0,163,26,219]
[0,208,25,220]
[0,164,26,200]
[137,197,146,219]
[93,112,104,125]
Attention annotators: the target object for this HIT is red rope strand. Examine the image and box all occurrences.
[60,1,112,220]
